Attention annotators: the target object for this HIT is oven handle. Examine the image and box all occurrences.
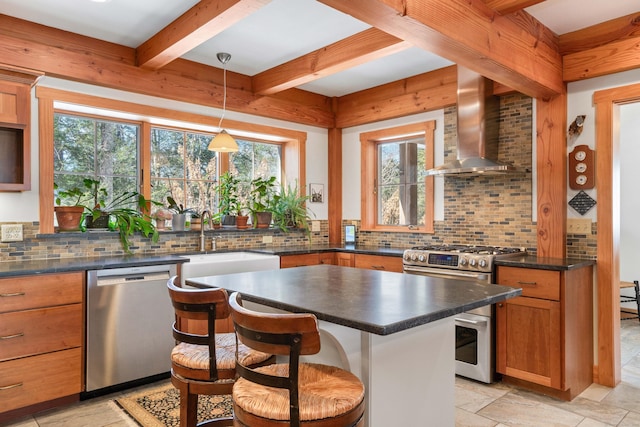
[403,266,489,282]
[455,317,487,326]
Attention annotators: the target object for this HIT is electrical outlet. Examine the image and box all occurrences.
[567,218,591,234]
[262,235,273,244]
[1,224,23,242]
[311,221,321,232]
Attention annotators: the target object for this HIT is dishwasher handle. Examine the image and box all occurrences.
[96,272,170,287]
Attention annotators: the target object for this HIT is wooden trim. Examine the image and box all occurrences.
[563,36,640,82]
[328,125,342,244]
[38,96,55,234]
[559,12,640,55]
[535,93,567,258]
[359,121,435,233]
[591,83,640,387]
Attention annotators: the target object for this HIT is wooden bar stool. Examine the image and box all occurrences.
[621,280,640,322]
[167,277,275,427]
[228,291,365,427]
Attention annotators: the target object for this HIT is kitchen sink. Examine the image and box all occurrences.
[179,251,280,285]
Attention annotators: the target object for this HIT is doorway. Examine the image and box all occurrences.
[594,82,640,386]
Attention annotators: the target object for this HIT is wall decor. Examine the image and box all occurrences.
[569,190,596,215]
[569,144,595,190]
[567,115,586,140]
[309,183,323,203]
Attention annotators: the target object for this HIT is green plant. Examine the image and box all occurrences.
[272,181,315,236]
[54,182,88,207]
[166,196,195,215]
[57,178,160,253]
[248,176,277,213]
[218,171,242,215]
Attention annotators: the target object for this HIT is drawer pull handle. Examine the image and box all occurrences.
[0,292,25,297]
[372,265,385,270]
[517,281,538,286]
[0,332,24,340]
[0,382,23,391]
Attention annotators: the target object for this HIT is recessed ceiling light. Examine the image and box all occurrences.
[90,0,111,3]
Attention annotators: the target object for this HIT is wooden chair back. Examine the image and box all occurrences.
[167,276,230,380]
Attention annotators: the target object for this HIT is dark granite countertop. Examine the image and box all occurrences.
[0,254,188,278]
[249,244,405,257]
[186,264,521,335]
[494,255,595,271]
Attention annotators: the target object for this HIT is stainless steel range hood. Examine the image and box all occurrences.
[426,66,515,176]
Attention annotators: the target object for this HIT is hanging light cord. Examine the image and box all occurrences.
[218,63,227,131]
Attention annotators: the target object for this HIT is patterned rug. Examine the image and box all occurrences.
[115,382,233,427]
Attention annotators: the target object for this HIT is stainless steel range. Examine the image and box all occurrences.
[402,244,525,383]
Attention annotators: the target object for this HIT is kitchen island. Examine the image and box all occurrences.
[187,264,520,427]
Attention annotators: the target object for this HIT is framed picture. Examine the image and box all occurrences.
[309,183,324,203]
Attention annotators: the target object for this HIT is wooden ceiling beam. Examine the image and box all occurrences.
[559,12,640,55]
[319,0,564,100]
[136,0,270,70]
[483,0,544,15]
[563,35,640,82]
[252,27,411,95]
[0,30,334,128]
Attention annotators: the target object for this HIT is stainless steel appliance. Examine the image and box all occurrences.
[85,264,177,393]
[403,244,524,383]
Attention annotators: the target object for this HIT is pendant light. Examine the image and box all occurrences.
[208,52,238,152]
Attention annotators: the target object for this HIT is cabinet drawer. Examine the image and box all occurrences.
[280,253,333,268]
[354,254,403,272]
[0,304,83,362]
[496,266,560,301]
[0,272,83,313]
[0,347,82,413]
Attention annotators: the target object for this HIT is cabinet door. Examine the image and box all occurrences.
[496,296,563,389]
[354,254,403,272]
[335,252,354,267]
[280,254,321,268]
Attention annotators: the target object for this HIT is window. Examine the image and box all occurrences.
[360,121,435,233]
[54,113,139,207]
[38,87,306,233]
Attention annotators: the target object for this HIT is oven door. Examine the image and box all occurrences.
[403,265,489,283]
[455,312,492,383]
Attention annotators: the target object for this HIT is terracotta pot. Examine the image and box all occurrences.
[253,211,272,228]
[54,206,85,231]
[236,215,249,229]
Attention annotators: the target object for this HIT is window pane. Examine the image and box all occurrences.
[376,137,425,226]
[151,128,185,178]
[54,113,139,208]
[186,133,217,180]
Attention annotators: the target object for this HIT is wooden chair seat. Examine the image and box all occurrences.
[228,292,365,427]
[233,363,364,423]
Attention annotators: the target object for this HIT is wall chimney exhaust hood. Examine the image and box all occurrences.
[426,66,515,176]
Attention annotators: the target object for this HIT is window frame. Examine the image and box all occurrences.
[360,121,435,233]
[37,87,307,234]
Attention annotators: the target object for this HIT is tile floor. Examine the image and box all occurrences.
[5,320,640,427]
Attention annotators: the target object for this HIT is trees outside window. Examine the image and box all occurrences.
[54,113,139,209]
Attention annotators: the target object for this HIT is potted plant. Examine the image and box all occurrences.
[217,171,240,226]
[248,176,277,228]
[152,207,173,230]
[54,182,87,231]
[272,181,315,237]
[167,196,195,231]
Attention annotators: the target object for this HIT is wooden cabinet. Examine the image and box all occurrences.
[0,79,32,191]
[335,252,355,267]
[495,264,593,400]
[280,253,334,268]
[0,272,84,416]
[354,254,403,272]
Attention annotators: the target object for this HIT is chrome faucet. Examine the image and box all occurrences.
[200,210,213,252]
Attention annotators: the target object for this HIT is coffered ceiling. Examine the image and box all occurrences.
[1,0,638,97]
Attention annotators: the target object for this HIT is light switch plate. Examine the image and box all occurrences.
[262,235,273,244]
[311,221,321,232]
[567,218,591,234]
[1,224,23,242]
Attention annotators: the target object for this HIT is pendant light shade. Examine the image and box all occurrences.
[208,130,237,152]
[208,52,238,152]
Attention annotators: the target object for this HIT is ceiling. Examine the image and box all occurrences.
[1,0,639,97]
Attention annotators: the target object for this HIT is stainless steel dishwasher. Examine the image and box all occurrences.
[85,264,177,393]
